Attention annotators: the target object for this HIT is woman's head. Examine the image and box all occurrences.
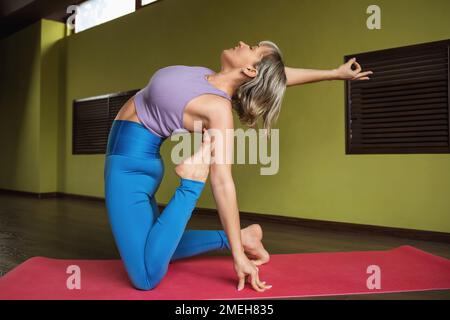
[221,40,287,137]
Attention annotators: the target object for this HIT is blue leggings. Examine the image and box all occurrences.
[104,120,230,290]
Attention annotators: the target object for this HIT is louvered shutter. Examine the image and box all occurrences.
[345,39,450,154]
[73,89,140,154]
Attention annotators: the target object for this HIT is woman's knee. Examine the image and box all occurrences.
[129,269,164,291]
[130,275,156,291]
[132,281,154,291]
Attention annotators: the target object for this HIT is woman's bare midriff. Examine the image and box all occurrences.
[114,96,142,124]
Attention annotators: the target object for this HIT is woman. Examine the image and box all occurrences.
[104,40,372,292]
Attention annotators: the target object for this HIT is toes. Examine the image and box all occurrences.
[250,259,263,266]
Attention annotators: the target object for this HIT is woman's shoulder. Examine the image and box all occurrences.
[198,95,233,125]
[200,94,232,108]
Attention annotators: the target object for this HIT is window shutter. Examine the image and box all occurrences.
[73,89,139,154]
[345,39,450,154]
[107,90,140,132]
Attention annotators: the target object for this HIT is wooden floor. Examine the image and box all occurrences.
[0,193,449,300]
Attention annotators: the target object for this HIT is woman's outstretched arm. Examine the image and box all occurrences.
[285,66,338,86]
[284,57,373,87]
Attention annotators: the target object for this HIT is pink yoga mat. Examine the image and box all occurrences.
[0,245,449,300]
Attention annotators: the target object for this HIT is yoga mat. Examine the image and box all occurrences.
[0,245,449,300]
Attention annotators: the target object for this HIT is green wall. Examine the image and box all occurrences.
[1,0,449,233]
[0,20,65,193]
[0,21,41,192]
[40,20,66,192]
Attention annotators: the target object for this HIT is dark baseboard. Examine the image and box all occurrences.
[1,188,449,243]
[0,188,59,199]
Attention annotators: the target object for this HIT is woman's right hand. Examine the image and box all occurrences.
[233,253,272,292]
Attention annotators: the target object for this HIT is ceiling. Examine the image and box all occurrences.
[0,0,86,39]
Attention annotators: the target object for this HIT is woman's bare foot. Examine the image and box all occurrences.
[241,224,270,266]
[174,128,212,183]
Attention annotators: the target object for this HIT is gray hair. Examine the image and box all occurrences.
[231,40,287,138]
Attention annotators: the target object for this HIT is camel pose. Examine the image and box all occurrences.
[104,40,372,292]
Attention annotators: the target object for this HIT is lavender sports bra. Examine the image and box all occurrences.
[134,65,232,138]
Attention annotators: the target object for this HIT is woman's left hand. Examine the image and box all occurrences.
[334,57,374,81]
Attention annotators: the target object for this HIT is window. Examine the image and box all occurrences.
[73,0,160,33]
[141,0,159,5]
[73,89,139,154]
[345,39,450,154]
[74,0,135,33]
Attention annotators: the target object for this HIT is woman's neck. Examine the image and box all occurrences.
[206,69,247,98]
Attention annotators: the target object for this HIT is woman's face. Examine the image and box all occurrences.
[221,41,271,72]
